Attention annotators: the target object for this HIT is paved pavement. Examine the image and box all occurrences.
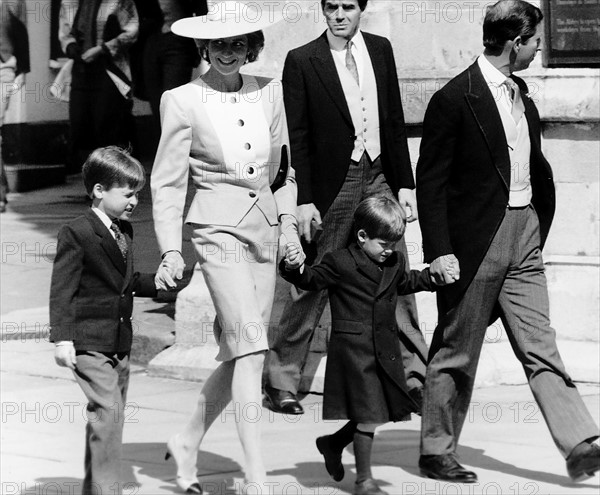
[1,172,600,494]
[1,339,599,494]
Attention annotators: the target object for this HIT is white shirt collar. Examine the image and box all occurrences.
[326,29,365,53]
[91,206,114,232]
[478,54,509,87]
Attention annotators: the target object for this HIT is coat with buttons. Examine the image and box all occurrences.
[151,74,297,255]
[50,209,157,353]
[280,243,434,422]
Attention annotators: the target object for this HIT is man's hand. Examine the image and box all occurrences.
[430,254,460,285]
[297,203,322,243]
[398,188,419,222]
[54,343,76,370]
[284,243,306,271]
[155,251,185,290]
[81,46,104,63]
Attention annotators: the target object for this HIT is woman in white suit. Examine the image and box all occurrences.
[151,2,301,492]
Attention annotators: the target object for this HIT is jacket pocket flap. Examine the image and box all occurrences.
[332,320,364,334]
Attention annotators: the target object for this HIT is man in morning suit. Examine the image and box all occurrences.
[264,0,428,418]
[416,0,600,483]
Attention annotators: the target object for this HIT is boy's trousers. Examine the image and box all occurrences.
[73,351,130,495]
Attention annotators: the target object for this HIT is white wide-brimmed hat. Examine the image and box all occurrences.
[172,1,285,39]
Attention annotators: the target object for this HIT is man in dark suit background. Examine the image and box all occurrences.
[416,0,599,483]
[264,0,428,418]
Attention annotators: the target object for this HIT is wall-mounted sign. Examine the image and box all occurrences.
[542,0,600,67]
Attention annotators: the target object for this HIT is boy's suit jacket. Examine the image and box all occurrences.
[50,209,156,353]
[282,31,414,217]
[281,243,433,421]
[416,61,555,309]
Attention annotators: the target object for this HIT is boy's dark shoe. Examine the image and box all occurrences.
[263,386,304,415]
[419,454,478,483]
[316,435,344,481]
[354,478,388,495]
[567,442,600,482]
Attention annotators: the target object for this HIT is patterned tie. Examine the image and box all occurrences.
[345,41,360,86]
[503,78,524,123]
[110,221,128,260]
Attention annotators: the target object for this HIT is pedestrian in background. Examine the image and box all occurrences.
[264,0,429,422]
[0,0,30,213]
[58,0,139,172]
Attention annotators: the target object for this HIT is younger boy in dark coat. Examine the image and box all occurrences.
[50,146,161,495]
[282,196,454,495]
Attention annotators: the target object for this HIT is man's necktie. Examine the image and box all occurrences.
[110,221,128,260]
[345,41,359,86]
[503,78,524,123]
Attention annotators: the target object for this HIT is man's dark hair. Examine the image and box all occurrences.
[483,0,543,53]
[354,196,406,242]
[196,30,265,64]
[82,146,145,195]
[321,0,369,12]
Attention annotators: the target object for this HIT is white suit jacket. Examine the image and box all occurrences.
[151,74,297,254]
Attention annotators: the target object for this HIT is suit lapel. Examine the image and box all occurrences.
[516,77,554,182]
[519,81,537,135]
[309,32,354,129]
[349,243,380,284]
[85,209,127,276]
[376,252,401,297]
[363,34,387,117]
[349,244,401,295]
[465,61,511,190]
[519,80,542,156]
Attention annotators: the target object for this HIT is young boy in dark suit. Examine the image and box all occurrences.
[50,146,161,495]
[282,196,455,495]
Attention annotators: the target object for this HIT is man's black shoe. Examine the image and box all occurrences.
[263,386,304,415]
[316,435,345,481]
[567,442,600,482]
[419,454,478,483]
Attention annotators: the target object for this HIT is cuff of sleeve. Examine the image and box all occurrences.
[279,213,298,224]
[161,250,182,260]
[65,43,81,60]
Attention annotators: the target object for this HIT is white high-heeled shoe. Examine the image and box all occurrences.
[165,435,202,494]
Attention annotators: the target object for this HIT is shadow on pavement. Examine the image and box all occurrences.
[31,445,243,495]
[376,429,594,489]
